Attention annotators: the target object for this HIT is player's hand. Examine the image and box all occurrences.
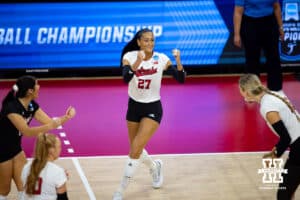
[172,48,180,58]
[263,147,277,159]
[263,151,273,159]
[65,169,70,179]
[66,106,76,119]
[234,34,242,48]
[279,28,284,41]
[137,50,145,60]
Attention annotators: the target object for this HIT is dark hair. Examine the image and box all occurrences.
[1,75,36,108]
[119,28,153,67]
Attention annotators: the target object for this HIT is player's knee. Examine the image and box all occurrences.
[0,188,11,196]
[0,180,12,196]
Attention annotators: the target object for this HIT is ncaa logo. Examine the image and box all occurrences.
[258,158,288,184]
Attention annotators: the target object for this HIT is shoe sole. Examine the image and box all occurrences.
[153,159,163,189]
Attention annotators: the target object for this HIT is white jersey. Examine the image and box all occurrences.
[124,51,169,103]
[20,161,67,200]
[260,92,300,143]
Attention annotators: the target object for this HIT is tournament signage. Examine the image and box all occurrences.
[280,0,300,61]
[0,1,229,69]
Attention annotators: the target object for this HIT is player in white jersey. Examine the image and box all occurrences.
[113,28,185,200]
[0,76,75,200]
[239,74,300,200]
[20,133,69,200]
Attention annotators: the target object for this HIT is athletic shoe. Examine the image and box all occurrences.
[151,159,163,188]
[112,191,123,200]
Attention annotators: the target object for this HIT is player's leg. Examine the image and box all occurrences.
[262,15,282,91]
[0,159,13,199]
[127,121,139,145]
[140,149,156,173]
[140,148,163,188]
[113,98,142,200]
[12,151,27,199]
[136,100,163,188]
[240,15,261,76]
[113,121,141,200]
[277,161,300,200]
[132,117,163,188]
[129,117,159,158]
[278,140,300,200]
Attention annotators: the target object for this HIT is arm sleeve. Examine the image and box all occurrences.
[164,66,186,83]
[122,52,136,83]
[272,120,291,157]
[122,65,135,83]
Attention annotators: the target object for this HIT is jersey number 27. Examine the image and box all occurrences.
[138,79,151,89]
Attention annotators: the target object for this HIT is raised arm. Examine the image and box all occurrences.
[122,51,144,83]
[7,112,60,137]
[8,106,75,137]
[164,49,185,83]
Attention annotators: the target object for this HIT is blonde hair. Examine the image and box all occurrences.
[25,133,57,195]
[239,74,300,122]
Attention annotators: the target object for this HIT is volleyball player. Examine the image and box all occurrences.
[113,28,185,200]
[239,74,300,200]
[0,75,75,200]
[20,133,68,200]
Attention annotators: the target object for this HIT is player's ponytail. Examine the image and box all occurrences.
[1,75,36,109]
[25,133,57,195]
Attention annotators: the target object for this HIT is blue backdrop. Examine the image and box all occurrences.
[0,0,298,70]
[0,1,230,69]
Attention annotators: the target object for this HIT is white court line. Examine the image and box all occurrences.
[68,148,74,153]
[60,132,66,137]
[64,140,70,145]
[60,151,289,160]
[72,158,96,200]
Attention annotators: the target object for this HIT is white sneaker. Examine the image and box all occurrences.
[151,159,163,189]
[112,191,123,200]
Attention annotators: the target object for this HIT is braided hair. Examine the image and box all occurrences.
[264,89,300,122]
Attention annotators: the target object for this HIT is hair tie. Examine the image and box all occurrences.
[12,84,19,92]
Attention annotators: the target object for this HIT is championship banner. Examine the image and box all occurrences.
[0,1,229,69]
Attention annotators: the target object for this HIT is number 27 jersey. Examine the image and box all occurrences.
[123,51,170,103]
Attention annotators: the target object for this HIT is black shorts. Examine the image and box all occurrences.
[0,145,22,163]
[126,98,163,124]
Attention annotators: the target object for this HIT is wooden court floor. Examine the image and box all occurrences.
[7,152,299,200]
[3,73,300,199]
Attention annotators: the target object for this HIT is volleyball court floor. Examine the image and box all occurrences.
[1,74,300,200]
